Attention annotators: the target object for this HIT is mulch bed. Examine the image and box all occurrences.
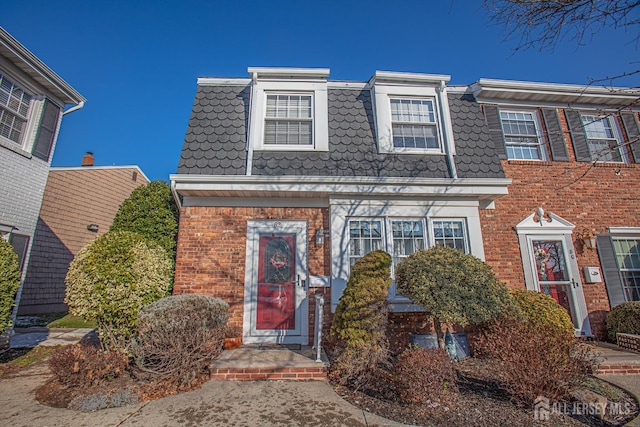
[334,358,639,427]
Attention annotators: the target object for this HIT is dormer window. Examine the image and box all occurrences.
[247,68,329,152]
[264,94,313,146]
[390,98,439,149]
[371,71,454,155]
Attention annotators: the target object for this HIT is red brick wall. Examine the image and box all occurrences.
[173,206,330,344]
[480,109,640,339]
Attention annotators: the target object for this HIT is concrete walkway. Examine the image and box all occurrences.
[3,329,402,426]
[4,328,640,426]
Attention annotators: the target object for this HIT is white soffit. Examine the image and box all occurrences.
[471,78,640,108]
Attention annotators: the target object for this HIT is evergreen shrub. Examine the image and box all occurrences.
[606,301,640,342]
[110,181,179,259]
[65,231,172,350]
[329,250,392,389]
[0,239,21,334]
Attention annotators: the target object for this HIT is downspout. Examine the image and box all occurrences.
[170,179,182,210]
[245,72,258,176]
[437,80,458,179]
[62,100,85,116]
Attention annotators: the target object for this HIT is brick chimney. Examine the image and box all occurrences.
[81,152,94,167]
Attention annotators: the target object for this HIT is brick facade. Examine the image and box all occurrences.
[173,206,331,344]
[480,109,640,339]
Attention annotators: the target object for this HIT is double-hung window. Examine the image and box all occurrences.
[264,94,313,146]
[0,72,32,146]
[499,111,544,160]
[348,217,468,301]
[580,115,622,162]
[612,238,640,301]
[390,98,439,149]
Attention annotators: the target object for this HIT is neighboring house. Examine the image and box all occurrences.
[18,152,150,314]
[170,68,639,347]
[0,27,85,312]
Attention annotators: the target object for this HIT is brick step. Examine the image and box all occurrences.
[596,364,640,375]
[211,366,327,381]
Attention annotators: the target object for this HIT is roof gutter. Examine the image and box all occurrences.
[62,100,85,116]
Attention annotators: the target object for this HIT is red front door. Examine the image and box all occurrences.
[256,234,296,330]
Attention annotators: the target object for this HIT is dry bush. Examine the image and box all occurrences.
[48,344,129,389]
[131,295,228,386]
[474,318,598,406]
[328,342,391,392]
[392,347,458,405]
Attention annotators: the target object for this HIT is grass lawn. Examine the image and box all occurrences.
[47,315,96,329]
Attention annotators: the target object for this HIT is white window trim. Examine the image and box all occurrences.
[248,80,328,152]
[499,109,548,161]
[330,199,484,311]
[579,112,629,163]
[372,83,455,156]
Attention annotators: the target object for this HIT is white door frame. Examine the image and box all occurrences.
[243,220,309,344]
[516,210,592,337]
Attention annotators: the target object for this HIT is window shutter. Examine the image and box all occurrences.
[541,108,568,161]
[621,112,640,163]
[565,110,591,162]
[483,104,506,159]
[596,235,626,308]
[32,99,61,162]
[9,233,29,271]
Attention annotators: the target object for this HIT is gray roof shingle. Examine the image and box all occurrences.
[177,84,505,180]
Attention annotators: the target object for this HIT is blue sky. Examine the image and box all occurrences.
[3,1,638,181]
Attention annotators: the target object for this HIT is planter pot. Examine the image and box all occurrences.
[223,337,242,350]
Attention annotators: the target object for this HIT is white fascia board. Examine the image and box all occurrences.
[247,67,330,80]
[327,81,367,90]
[471,78,640,107]
[608,227,640,235]
[373,70,451,86]
[197,77,251,86]
[170,174,511,198]
[0,27,85,104]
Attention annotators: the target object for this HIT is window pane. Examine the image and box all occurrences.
[349,220,383,266]
[432,220,467,253]
[532,240,568,282]
[500,111,542,160]
[613,239,640,301]
[264,94,313,145]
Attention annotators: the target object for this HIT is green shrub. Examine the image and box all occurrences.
[474,318,597,406]
[0,239,21,334]
[392,347,458,404]
[329,250,392,388]
[132,295,228,386]
[110,181,179,259]
[509,289,575,337]
[396,245,512,348]
[65,231,173,351]
[606,301,640,342]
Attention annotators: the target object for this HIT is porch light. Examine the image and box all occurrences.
[578,229,596,250]
[315,228,324,245]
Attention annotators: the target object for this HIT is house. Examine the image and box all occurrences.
[17,152,150,314]
[170,68,640,347]
[0,27,85,312]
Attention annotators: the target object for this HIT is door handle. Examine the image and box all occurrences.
[295,275,306,289]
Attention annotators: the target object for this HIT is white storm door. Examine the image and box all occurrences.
[243,220,308,344]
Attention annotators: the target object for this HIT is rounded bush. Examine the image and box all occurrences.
[110,181,179,259]
[606,301,640,342]
[509,289,575,338]
[132,295,229,383]
[396,245,512,327]
[393,347,458,404]
[0,239,21,334]
[65,231,173,350]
